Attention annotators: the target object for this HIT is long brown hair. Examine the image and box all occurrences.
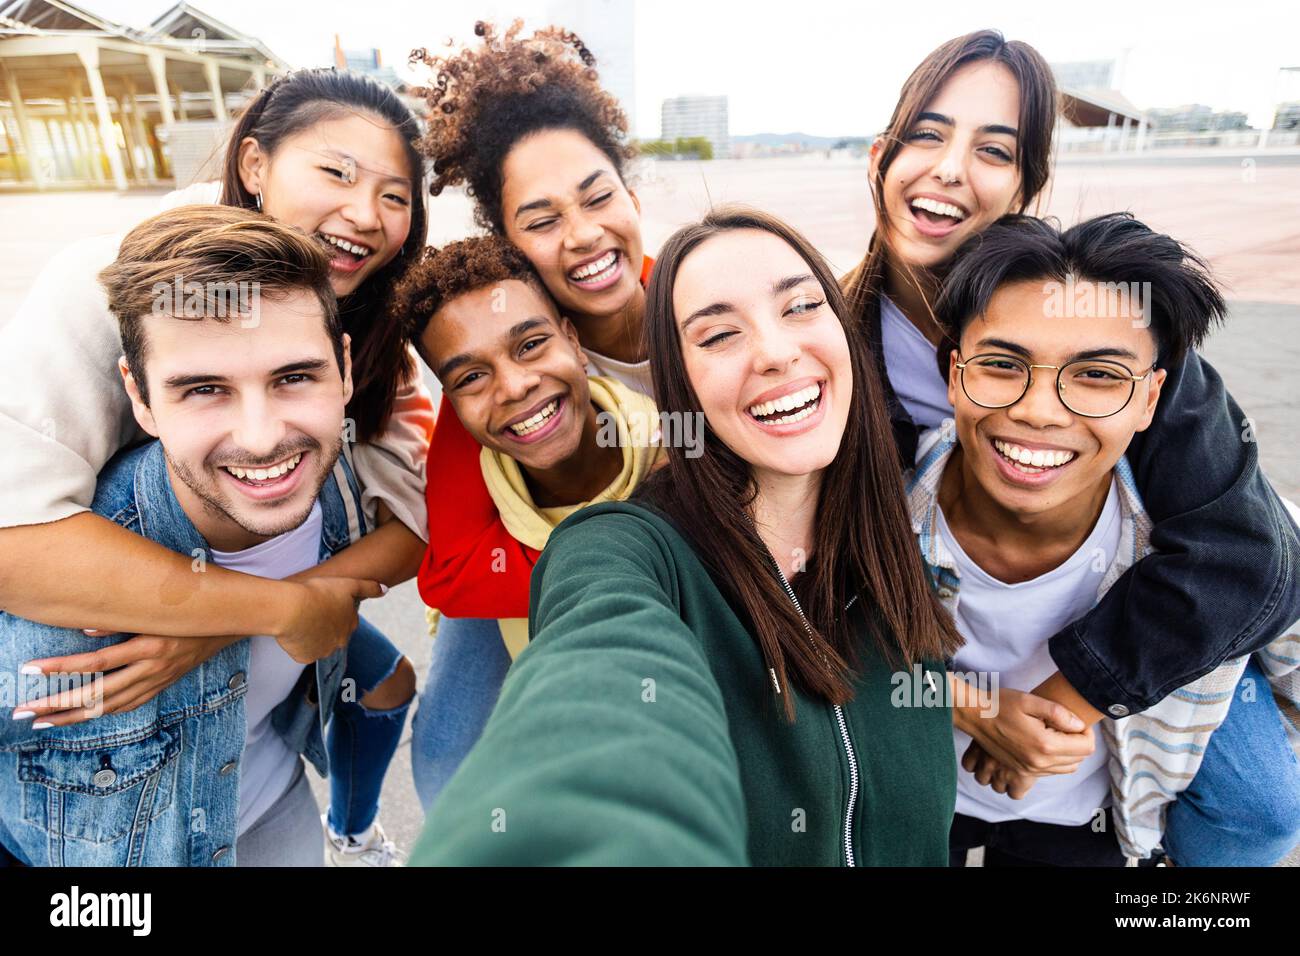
[218,68,428,442]
[639,206,962,720]
[842,30,1058,335]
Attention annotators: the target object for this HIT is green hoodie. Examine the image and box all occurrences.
[411,501,956,866]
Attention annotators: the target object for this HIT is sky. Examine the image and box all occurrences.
[89,0,1300,136]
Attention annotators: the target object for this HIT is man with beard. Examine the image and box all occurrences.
[0,206,384,866]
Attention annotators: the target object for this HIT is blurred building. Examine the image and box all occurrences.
[1052,58,1117,92]
[331,35,403,90]
[546,0,636,135]
[661,94,730,159]
[0,0,286,190]
[1148,104,1249,133]
[1051,57,1146,153]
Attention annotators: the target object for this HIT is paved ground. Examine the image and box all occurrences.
[2,148,1297,863]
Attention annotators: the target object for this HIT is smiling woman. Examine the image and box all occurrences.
[413,20,647,376]
[410,206,962,866]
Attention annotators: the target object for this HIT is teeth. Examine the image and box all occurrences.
[320,233,371,258]
[508,400,560,436]
[910,197,966,221]
[993,440,1075,470]
[225,453,302,482]
[748,383,822,420]
[569,251,618,282]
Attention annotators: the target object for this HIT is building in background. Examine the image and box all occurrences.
[660,94,730,159]
[1148,104,1250,133]
[545,0,636,136]
[1051,57,1147,153]
[1052,58,1118,93]
[332,35,402,89]
[0,0,286,190]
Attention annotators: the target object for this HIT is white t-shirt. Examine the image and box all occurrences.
[583,348,654,398]
[209,501,323,835]
[941,478,1122,827]
[879,294,953,430]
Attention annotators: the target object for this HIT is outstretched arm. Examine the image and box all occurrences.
[414,509,749,865]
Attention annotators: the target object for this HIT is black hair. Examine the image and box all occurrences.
[219,68,428,442]
[935,212,1226,369]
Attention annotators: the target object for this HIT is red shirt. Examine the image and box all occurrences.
[416,255,654,619]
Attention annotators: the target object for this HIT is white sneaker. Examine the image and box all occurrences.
[323,815,408,867]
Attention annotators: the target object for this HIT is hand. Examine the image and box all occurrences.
[962,740,1041,799]
[957,685,1094,776]
[273,576,385,664]
[16,632,241,728]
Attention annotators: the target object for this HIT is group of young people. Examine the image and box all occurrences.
[0,21,1297,868]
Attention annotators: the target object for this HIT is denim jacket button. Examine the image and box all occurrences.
[92,768,117,788]
[227,671,247,691]
[212,845,231,863]
[1108,703,1129,717]
[937,588,954,598]
[219,761,238,776]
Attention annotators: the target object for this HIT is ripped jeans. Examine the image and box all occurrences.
[327,617,412,838]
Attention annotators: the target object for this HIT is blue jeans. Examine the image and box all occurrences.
[1162,656,1300,866]
[326,616,411,837]
[410,616,511,812]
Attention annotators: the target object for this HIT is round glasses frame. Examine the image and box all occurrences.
[954,352,1158,419]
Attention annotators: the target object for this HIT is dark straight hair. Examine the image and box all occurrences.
[842,30,1059,341]
[935,212,1226,368]
[638,205,963,720]
[219,68,428,442]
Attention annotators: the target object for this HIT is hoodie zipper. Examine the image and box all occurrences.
[765,557,861,868]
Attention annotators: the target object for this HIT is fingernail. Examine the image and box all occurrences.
[83,629,98,635]
[11,710,35,721]
[380,584,389,595]
[32,722,53,730]
[19,664,42,676]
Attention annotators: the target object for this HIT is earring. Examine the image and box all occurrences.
[255,191,263,212]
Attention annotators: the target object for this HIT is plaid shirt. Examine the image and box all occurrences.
[906,426,1300,858]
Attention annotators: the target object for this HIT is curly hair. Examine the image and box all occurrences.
[410,20,637,233]
[393,234,545,345]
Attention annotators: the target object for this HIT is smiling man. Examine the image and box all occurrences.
[392,235,663,808]
[0,206,389,867]
[401,235,662,656]
[911,212,1300,866]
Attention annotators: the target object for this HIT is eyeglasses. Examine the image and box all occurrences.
[954,353,1158,419]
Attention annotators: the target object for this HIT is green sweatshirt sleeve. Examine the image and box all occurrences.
[410,506,749,865]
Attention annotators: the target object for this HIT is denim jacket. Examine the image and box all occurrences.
[0,440,369,866]
[906,427,1300,858]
